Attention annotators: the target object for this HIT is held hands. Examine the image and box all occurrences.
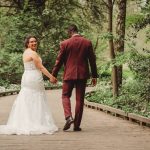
[49,75,57,84]
[91,78,97,86]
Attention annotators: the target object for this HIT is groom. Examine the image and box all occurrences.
[52,24,98,131]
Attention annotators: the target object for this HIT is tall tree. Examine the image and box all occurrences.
[115,0,127,87]
[102,0,118,97]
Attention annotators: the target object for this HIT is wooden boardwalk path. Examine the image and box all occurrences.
[0,88,150,150]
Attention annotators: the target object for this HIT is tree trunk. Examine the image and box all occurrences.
[108,0,118,97]
[115,0,127,87]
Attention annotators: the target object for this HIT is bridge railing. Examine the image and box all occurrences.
[84,99,150,128]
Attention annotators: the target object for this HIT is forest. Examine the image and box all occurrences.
[0,0,150,117]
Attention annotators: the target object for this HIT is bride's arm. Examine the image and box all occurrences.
[31,51,57,83]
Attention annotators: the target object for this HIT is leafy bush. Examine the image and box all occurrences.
[86,50,150,117]
[0,50,23,86]
[126,14,145,28]
[85,80,114,105]
[129,50,150,103]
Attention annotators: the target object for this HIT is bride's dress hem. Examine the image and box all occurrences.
[0,125,58,135]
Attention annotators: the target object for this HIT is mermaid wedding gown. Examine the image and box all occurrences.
[0,61,58,135]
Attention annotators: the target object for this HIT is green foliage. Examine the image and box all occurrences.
[0,9,42,53]
[126,14,145,28]
[128,50,150,102]
[0,50,23,86]
[145,27,150,42]
[85,81,114,105]
[85,1,150,117]
[99,32,114,40]
[0,0,105,85]
[99,63,111,79]
[86,49,150,117]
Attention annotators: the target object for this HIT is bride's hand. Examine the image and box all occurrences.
[49,75,57,84]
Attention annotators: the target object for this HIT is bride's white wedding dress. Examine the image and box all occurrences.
[0,61,58,135]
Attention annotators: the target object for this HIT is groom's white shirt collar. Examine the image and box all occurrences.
[72,33,80,37]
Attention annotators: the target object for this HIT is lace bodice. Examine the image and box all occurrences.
[24,61,38,70]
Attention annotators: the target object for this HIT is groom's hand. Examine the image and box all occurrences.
[50,76,57,84]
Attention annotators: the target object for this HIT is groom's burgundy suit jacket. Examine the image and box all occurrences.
[52,35,98,80]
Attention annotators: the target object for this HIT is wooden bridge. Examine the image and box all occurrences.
[0,88,150,150]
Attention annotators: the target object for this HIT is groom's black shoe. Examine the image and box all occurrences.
[63,116,74,131]
[73,127,82,131]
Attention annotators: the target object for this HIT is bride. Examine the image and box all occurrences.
[0,35,58,135]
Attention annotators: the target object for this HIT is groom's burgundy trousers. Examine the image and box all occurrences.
[62,79,87,128]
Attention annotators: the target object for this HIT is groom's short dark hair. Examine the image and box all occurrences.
[68,24,78,32]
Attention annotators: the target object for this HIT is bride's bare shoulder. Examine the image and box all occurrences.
[23,49,37,61]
